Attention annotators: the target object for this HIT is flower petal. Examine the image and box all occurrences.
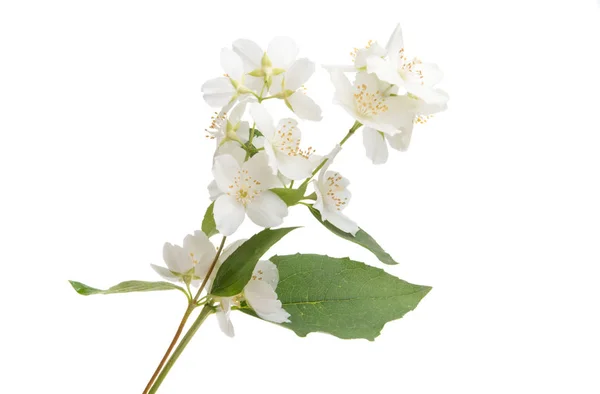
[329,69,355,109]
[201,77,235,107]
[237,121,250,143]
[220,48,244,81]
[324,209,359,236]
[243,152,281,189]
[385,23,404,68]
[214,194,246,236]
[150,264,180,282]
[354,42,386,69]
[246,190,288,229]
[216,299,235,337]
[228,101,247,125]
[366,56,404,86]
[386,126,413,152]
[207,180,222,201]
[249,103,275,140]
[163,243,191,274]
[285,58,315,91]
[244,280,290,323]
[362,127,389,164]
[287,92,322,121]
[264,142,279,175]
[215,142,246,166]
[254,260,279,289]
[212,154,241,192]
[267,36,298,69]
[275,150,315,180]
[232,39,263,71]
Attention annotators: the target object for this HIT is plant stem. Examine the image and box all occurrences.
[141,303,195,394]
[141,236,226,393]
[148,305,214,394]
[339,121,362,146]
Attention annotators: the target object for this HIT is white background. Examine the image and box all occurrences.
[1,1,599,393]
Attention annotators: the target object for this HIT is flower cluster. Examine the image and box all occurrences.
[152,23,448,337]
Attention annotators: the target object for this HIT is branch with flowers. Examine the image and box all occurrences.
[70,23,448,393]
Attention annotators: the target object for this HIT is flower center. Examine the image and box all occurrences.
[353,84,389,118]
[273,121,314,159]
[227,169,262,206]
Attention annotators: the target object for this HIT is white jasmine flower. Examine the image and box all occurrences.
[270,58,322,121]
[312,145,359,235]
[214,259,290,337]
[151,231,216,285]
[366,24,449,107]
[249,103,318,180]
[211,151,288,235]
[201,48,253,108]
[206,102,250,145]
[233,36,298,89]
[330,70,416,135]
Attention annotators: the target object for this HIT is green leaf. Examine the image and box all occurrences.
[271,183,308,206]
[308,206,398,265]
[210,227,299,297]
[69,280,188,298]
[201,202,218,238]
[244,254,430,340]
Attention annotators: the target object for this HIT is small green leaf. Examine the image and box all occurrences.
[243,254,430,340]
[69,280,187,298]
[201,202,218,238]
[210,227,299,297]
[308,206,398,265]
[271,183,308,206]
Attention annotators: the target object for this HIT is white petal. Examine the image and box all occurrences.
[232,39,263,71]
[376,95,417,134]
[386,126,413,152]
[150,264,180,282]
[329,70,355,109]
[275,151,315,180]
[325,210,359,236]
[249,103,275,140]
[287,92,322,121]
[354,42,386,69]
[228,101,247,125]
[366,56,404,86]
[163,243,192,274]
[312,179,327,219]
[214,194,246,236]
[254,260,279,289]
[317,144,342,184]
[246,190,288,229]
[252,135,265,149]
[267,36,298,69]
[406,83,449,105]
[285,58,315,91]
[201,77,235,107]
[207,180,222,201]
[385,24,404,63]
[243,152,281,189]
[215,142,246,166]
[362,127,389,164]
[269,74,284,95]
[237,121,250,143]
[220,48,244,81]
[244,280,290,323]
[264,142,279,175]
[212,154,241,192]
[216,301,235,338]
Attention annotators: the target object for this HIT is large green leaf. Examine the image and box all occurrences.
[210,227,299,297]
[69,280,187,297]
[308,206,398,265]
[201,202,218,238]
[271,183,308,207]
[243,254,430,340]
